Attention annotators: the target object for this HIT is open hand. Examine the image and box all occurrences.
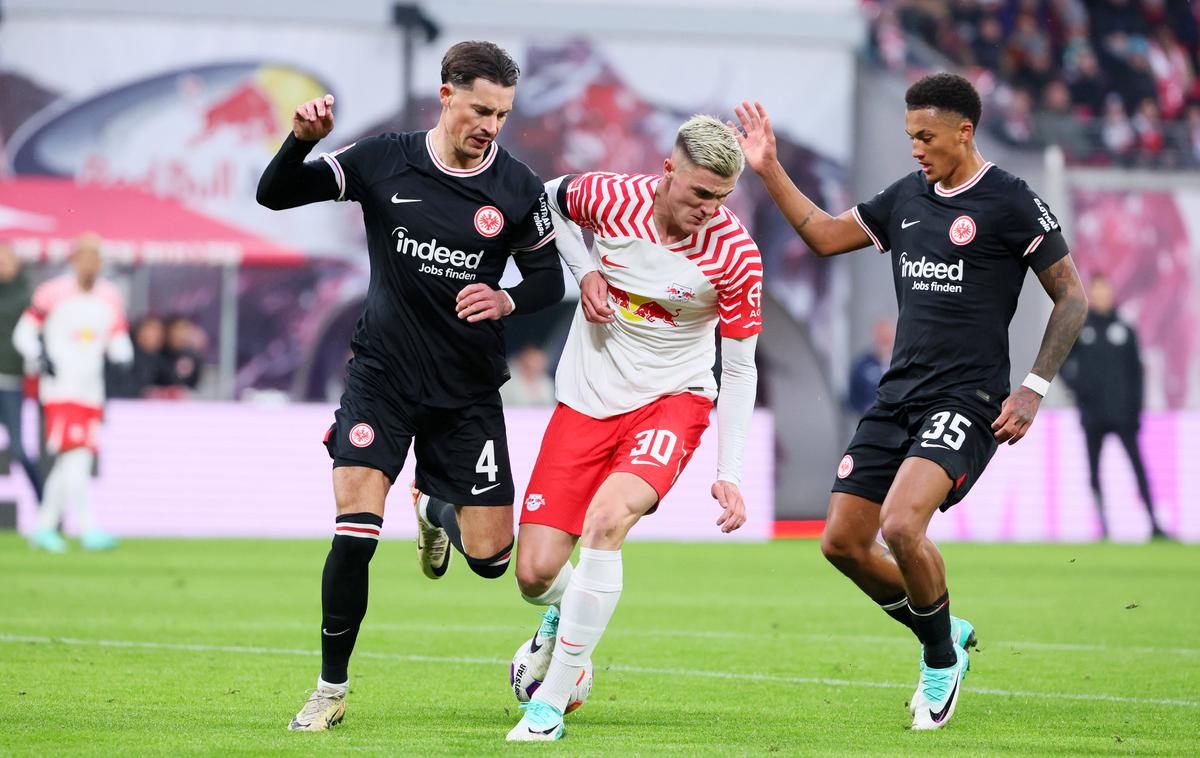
[711,480,747,533]
[730,101,777,175]
[293,94,335,141]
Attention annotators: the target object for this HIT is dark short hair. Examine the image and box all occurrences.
[905,73,982,127]
[440,41,520,88]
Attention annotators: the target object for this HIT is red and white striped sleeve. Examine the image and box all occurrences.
[563,172,657,240]
[688,209,764,339]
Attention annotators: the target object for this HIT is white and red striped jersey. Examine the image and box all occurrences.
[550,172,763,419]
[13,275,132,408]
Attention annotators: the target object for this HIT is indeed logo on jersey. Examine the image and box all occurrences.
[899,252,964,294]
[393,226,483,281]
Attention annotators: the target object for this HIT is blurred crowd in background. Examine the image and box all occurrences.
[866,0,1200,166]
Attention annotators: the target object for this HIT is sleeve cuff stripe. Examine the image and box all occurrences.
[1023,234,1045,257]
[319,153,346,201]
[851,207,884,252]
[512,229,557,253]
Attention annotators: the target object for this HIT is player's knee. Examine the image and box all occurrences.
[879,515,920,556]
[515,561,554,598]
[580,502,633,546]
[820,531,864,568]
[465,541,514,580]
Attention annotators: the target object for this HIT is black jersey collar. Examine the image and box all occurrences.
[934,161,994,198]
[424,130,497,178]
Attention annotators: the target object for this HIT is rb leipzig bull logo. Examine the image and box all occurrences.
[608,285,682,327]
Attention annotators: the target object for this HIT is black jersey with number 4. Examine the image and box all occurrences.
[320,131,555,408]
[852,162,1069,409]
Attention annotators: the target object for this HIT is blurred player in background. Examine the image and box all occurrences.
[1061,273,1167,539]
[735,73,1086,730]
[13,233,132,552]
[506,116,761,741]
[257,40,564,731]
[0,242,44,502]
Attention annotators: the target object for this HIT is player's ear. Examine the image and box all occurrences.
[663,157,674,176]
[439,83,454,107]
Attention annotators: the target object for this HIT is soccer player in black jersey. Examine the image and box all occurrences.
[733,73,1087,729]
[256,41,565,731]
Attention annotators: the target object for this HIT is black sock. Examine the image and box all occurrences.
[909,592,955,668]
[464,540,514,579]
[424,496,465,554]
[878,593,919,638]
[320,512,383,684]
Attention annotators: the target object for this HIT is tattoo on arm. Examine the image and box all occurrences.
[1032,256,1088,380]
[796,208,815,232]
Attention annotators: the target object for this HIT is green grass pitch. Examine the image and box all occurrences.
[2,535,1197,756]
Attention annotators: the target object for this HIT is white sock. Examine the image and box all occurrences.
[62,450,96,532]
[521,561,574,607]
[317,677,348,695]
[533,547,622,712]
[36,456,71,532]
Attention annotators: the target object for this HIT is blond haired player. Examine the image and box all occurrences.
[14,234,132,552]
[507,116,762,741]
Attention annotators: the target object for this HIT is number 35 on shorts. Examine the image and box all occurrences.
[919,411,973,451]
[629,428,678,466]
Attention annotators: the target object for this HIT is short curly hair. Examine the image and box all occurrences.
[905,73,982,127]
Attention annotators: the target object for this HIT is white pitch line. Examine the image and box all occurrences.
[2,634,1196,709]
[47,619,1195,657]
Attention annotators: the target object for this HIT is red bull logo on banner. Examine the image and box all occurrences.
[607,285,682,327]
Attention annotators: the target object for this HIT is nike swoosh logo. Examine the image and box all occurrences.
[600,254,627,269]
[920,441,950,450]
[471,483,502,495]
[901,219,920,229]
[629,458,661,466]
[559,637,585,648]
[322,628,350,637]
[391,195,422,204]
[529,637,542,654]
[929,678,959,723]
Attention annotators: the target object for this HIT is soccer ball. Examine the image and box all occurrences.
[509,637,593,714]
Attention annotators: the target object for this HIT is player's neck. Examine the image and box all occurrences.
[76,277,96,292]
[938,150,987,191]
[428,125,482,171]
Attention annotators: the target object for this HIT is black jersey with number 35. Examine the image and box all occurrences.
[852,162,1069,409]
[320,131,555,408]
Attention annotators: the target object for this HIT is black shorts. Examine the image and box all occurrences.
[323,373,514,506]
[831,398,998,511]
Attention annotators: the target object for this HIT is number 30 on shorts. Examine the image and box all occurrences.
[921,411,973,450]
[630,428,678,466]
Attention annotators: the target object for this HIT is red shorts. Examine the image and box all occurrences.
[44,402,103,454]
[520,393,713,536]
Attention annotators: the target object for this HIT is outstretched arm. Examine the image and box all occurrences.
[992,254,1088,444]
[256,94,340,210]
[732,101,870,256]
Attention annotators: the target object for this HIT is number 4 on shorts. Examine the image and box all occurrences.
[476,439,498,482]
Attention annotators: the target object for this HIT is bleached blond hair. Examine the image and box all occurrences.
[674,115,744,178]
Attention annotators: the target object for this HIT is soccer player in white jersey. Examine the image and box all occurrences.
[506,116,763,741]
[13,234,133,552]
